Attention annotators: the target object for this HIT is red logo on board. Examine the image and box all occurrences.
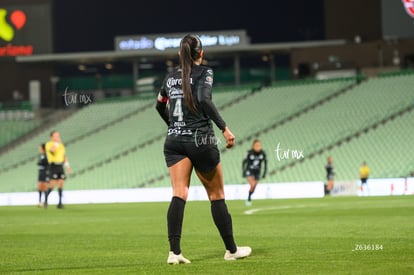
[402,0,414,18]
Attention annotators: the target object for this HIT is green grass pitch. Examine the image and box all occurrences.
[1,196,413,274]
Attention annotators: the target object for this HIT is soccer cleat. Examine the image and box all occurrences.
[167,252,191,264]
[245,200,252,206]
[57,204,64,209]
[224,246,252,261]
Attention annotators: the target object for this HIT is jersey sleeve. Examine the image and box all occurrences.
[242,151,249,174]
[262,151,268,177]
[196,68,226,131]
[155,77,170,126]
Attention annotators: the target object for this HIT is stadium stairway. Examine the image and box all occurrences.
[0,98,153,175]
[0,109,76,154]
[266,103,414,181]
[0,86,255,192]
[62,87,257,188]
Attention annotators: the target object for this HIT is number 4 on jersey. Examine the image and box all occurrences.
[173,98,184,122]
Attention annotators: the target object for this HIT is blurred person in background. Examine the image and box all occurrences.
[359,161,370,196]
[325,156,335,195]
[45,131,71,209]
[242,139,267,206]
[36,143,49,208]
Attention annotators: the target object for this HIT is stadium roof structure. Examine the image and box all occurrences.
[16,39,347,86]
[16,39,346,63]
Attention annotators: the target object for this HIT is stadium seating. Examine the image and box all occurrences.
[0,88,251,192]
[0,72,413,193]
[0,98,152,169]
[0,119,41,148]
[260,73,414,183]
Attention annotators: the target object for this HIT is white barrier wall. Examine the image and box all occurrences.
[0,178,412,206]
[331,177,414,197]
[0,182,325,206]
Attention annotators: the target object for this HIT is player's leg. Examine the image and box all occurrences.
[57,179,64,208]
[42,179,49,207]
[37,182,43,207]
[196,163,251,260]
[166,157,192,264]
[361,178,369,196]
[44,179,53,208]
[327,179,334,194]
[39,181,48,206]
[46,179,56,198]
[247,175,258,202]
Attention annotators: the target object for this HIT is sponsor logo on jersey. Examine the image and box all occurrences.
[167,77,182,88]
[168,128,192,136]
[168,87,184,99]
[166,77,193,88]
[205,76,213,86]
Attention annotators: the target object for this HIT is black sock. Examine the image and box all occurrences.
[167,196,186,255]
[44,191,49,204]
[58,188,63,204]
[38,191,42,203]
[47,188,52,195]
[248,191,254,201]
[211,199,237,253]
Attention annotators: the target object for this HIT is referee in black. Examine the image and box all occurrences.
[156,34,251,264]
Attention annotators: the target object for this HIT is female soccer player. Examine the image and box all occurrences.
[37,143,49,207]
[325,156,335,195]
[242,139,267,206]
[156,34,251,264]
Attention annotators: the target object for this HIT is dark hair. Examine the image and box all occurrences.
[179,34,202,113]
[50,130,57,137]
[252,139,260,146]
[40,143,45,150]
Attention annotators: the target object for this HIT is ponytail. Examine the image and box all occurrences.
[179,35,202,113]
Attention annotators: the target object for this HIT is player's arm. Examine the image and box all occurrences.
[242,153,248,177]
[196,68,235,148]
[155,84,169,126]
[196,68,226,131]
[262,152,268,178]
[37,155,42,166]
[46,142,56,154]
[64,156,71,174]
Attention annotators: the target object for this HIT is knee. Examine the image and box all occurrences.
[207,190,225,201]
[173,189,189,201]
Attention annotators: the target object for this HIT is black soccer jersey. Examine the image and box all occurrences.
[326,163,334,180]
[37,153,48,171]
[243,149,267,177]
[156,65,226,142]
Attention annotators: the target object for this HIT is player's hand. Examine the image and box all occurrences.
[66,167,72,175]
[222,127,235,148]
